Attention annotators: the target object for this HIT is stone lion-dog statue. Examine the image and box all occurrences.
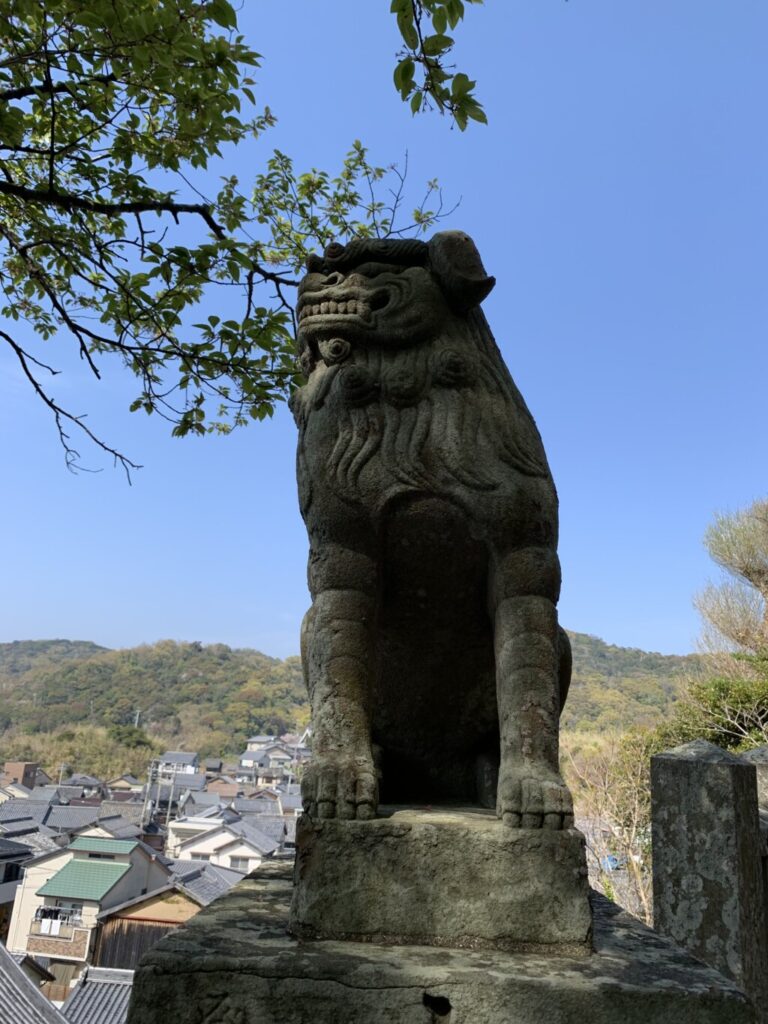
[290,231,574,830]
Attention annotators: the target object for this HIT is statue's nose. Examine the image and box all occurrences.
[324,272,344,287]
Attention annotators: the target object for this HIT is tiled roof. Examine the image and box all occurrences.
[237,815,285,844]
[100,802,144,825]
[0,825,59,855]
[67,775,103,788]
[232,797,278,815]
[26,787,62,804]
[184,791,222,808]
[9,954,54,983]
[159,751,198,764]
[93,817,141,840]
[37,860,129,901]
[45,806,101,832]
[0,801,49,824]
[58,786,85,801]
[69,837,137,855]
[169,861,243,906]
[176,772,207,792]
[222,820,278,856]
[0,940,67,1024]
[62,967,133,1024]
[0,836,32,857]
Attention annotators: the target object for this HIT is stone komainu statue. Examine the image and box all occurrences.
[291,231,574,829]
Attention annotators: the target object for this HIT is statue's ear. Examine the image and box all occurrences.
[428,231,496,312]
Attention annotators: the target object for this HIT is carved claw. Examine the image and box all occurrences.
[302,757,378,821]
[497,764,574,830]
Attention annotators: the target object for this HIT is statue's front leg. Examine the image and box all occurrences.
[301,547,378,821]
[491,547,574,830]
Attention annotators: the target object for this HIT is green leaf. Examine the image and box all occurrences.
[207,0,237,29]
[432,6,448,34]
[422,33,453,56]
[397,11,419,50]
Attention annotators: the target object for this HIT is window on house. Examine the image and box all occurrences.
[87,853,115,860]
[229,856,250,872]
[192,854,210,862]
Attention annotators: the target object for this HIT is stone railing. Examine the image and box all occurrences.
[651,740,768,1022]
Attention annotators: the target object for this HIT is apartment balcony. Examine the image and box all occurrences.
[28,913,91,959]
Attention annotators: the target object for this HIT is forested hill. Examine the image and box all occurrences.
[0,633,702,750]
[563,632,702,733]
[0,639,307,756]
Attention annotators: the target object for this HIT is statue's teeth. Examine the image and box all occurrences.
[329,300,338,313]
[338,302,346,314]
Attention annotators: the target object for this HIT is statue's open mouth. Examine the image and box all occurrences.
[297,288,390,326]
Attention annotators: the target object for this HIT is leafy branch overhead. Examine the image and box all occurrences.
[0,0,482,475]
[392,0,486,129]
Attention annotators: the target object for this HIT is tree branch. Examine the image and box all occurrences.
[0,72,117,102]
[1,330,141,479]
[0,179,226,239]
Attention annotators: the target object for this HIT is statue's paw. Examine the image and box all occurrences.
[497,764,574,830]
[301,756,378,821]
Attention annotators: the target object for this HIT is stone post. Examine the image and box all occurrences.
[740,745,768,808]
[651,739,768,1017]
[740,745,768,973]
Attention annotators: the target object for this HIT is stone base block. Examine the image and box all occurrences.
[128,862,755,1024]
[290,807,592,954]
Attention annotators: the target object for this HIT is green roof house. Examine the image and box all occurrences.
[5,835,171,994]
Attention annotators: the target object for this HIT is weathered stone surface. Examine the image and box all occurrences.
[651,740,768,1018]
[740,744,768,808]
[127,862,755,1024]
[289,807,591,954]
[291,232,574,829]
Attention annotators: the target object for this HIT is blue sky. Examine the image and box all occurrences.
[1,1,766,658]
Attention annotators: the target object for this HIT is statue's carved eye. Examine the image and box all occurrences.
[351,262,403,278]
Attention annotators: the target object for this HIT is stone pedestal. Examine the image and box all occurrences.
[652,740,768,1017]
[127,862,755,1024]
[290,808,592,954]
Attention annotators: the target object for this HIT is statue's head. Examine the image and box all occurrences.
[297,232,495,372]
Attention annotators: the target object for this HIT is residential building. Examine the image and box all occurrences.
[257,744,295,773]
[106,776,143,796]
[244,735,276,753]
[205,777,240,800]
[6,837,170,977]
[1,762,40,791]
[10,953,55,990]
[165,814,230,859]
[157,752,199,778]
[93,886,204,969]
[172,820,278,873]
[0,837,33,941]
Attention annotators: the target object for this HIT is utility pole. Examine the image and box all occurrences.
[133,709,141,727]
[141,759,157,828]
[165,772,176,827]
